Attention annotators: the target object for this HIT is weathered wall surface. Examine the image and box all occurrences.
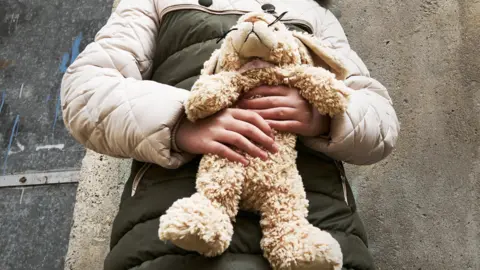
[64,151,130,270]
[0,0,113,269]
[331,0,480,269]
[65,0,480,269]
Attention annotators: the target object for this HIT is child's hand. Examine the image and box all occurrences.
[175,108,278,166]
[237,86,330,137]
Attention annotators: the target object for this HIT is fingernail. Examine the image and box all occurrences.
[261,152,269,160]
[243,160,249,166]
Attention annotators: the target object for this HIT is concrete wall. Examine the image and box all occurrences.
[65,0,480,269]
[64,3,128,270]
[332,0,480,269]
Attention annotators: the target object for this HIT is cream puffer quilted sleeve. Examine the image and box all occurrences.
[60,0,194,169]
[300,10,400,165]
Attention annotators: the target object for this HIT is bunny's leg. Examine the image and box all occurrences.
[258,165,343,270]
[244,133,343,270]
[159,154,245,257]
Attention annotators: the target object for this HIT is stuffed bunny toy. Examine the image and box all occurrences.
[159,11,352,270]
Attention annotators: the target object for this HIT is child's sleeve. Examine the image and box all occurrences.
[60,0,194,169]
[299,9,400,165]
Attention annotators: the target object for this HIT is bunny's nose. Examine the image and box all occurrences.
[244,16,264,23]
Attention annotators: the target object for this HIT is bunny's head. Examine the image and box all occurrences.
[203,12,348,79]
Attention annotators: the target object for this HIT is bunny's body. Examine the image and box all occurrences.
[159,12,351,270]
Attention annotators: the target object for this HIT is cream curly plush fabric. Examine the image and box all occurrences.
[158,12,352,270]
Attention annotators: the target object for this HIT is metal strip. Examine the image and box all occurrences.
[0,170,80,187]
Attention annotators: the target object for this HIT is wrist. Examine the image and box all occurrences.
[317,114,331,137]
[310,106,331,137]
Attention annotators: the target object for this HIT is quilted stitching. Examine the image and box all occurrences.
[111,6,154,63]
[124,92,167,159]
[332,103,373,145]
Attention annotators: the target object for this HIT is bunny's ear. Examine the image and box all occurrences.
[292,31,349,80]
[201,49,221,75]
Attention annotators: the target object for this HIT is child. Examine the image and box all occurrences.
[61,0,399,269]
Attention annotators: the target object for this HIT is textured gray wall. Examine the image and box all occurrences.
[0,184,77,270]
[0,0,113,174]
[65,0,480,269]
[0,0,113,270]
[331,0,480,269]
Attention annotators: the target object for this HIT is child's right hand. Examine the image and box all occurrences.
[175,108,279,166]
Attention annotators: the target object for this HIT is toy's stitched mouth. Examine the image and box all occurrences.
[245,24,266,45]
[246,30,264,43]
[236,33,271,58]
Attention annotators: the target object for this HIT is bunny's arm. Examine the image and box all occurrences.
[282,65,352,117]
[184,72,244,122]
[295,10,400,166]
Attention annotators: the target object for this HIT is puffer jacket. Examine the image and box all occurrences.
[61,0,399,168]
[61,0,400,269]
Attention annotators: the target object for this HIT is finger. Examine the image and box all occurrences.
[225,119,278,153]
[237,96,293,110]
[242,85,289,99]
[207,141,249,166]
[253,107,298,121]
[230,109,274,139]
[266,120,305,134]
[229,120,278,154]
[218,131,269,161]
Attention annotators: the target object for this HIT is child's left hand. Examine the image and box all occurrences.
[237,85,330,137]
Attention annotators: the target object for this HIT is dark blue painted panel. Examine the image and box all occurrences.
[0,0,114,175]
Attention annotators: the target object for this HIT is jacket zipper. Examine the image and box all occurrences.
[131,162,152,197]
[334,160,349,206]
[158,4,314,33]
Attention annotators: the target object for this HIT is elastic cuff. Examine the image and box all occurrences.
[171,112,187,153]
